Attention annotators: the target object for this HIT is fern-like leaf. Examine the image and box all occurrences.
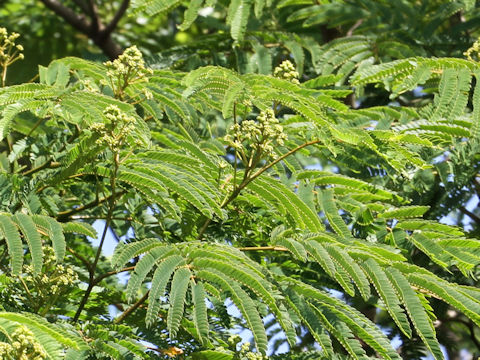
[0,214,23,275]
[192,282,209,345]
[32,215,66,263]
[361,259,412,338]
[167,267,192,337]
[146,254,185,327]
[12,214,43,275]
[126,246,175,302]
[385,268,443,360]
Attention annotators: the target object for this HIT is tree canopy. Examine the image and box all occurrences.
[0,0,480,359]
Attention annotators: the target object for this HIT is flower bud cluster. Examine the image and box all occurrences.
[273,60,299,84]
[23,246,78,301]
[104,46,152,97]
[222,336,266,360]
[0,326,47,360]
[80,78,100,93]
[0,28,24,85]
[224,109,287,159]
[90,105,137,152]
[239,342,265,360]
[465,38,480,62]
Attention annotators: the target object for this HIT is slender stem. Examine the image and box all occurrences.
[102,0,130,35]
[67,247,93,274]
[18,277,34,305]
[73,153,120,322]
[22,160,61,176]
[197,218,212,240]
[224,139,322,208]
[39,292,61,316]
[248,140,321,184]
[71,215,134,221]
[238,246,288,251]
[197,139,321,240]
[26,117,45,138]
[233,102,238,192]
[459,206,480,226]
[28,74,39,83]
[56,190,125,221]
[93,266,135,285]
[1,64,7,87]
[114,290,149,324]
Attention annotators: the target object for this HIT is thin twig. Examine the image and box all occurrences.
[71,215,134,222]
[88,0,100,32]
[459,206,480,226]
[73,153,120,322]
[67,247,93,274]
[233,102,238,192]
[114,290,149,324]
[93,266,134,285]
[196,218,212,240]
[444,317,480,351]
[26,117,45,137]
[22,160,61,176]
[347,19,364,37]
[197,139,321,240]
[238,246,288,251]
[248,139,321,185]
[39,0,90,33]
[56,190,126,221]
[102,0,130,35]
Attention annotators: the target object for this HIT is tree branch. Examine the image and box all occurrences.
[87,0,100,33]
[39,0,124,59]
[67,246,93,275]
[102,0,130,36]
[93,266,135,285]
[22,160,61,177]
[56,190,126,221]
[459,206,480,226]
[39,0,90,33]
[444,317,480,351]
[197,139,321,240]
[248,140,321,185]
[72,0,90,15]
[114,290,149,324]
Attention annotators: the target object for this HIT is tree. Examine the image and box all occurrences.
[0,0,480,359]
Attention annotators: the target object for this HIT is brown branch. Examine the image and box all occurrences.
[56,190,126,221]
[459,206,480,226]
[88,0,100,33]
[197,139,321,240]
[39,0,123,59]
[346,19,364,37]
[248,140,321,186]
[39,0,90,33]
[114,290,149,324]
[72,0,90,14]
[22,160,61,176]
[102,0,130,36]
[474,178,480,199]
[67,246,93,274]
[94,266,135,285]
[444,317,480,351]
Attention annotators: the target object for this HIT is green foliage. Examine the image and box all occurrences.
[1,1,480,359]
